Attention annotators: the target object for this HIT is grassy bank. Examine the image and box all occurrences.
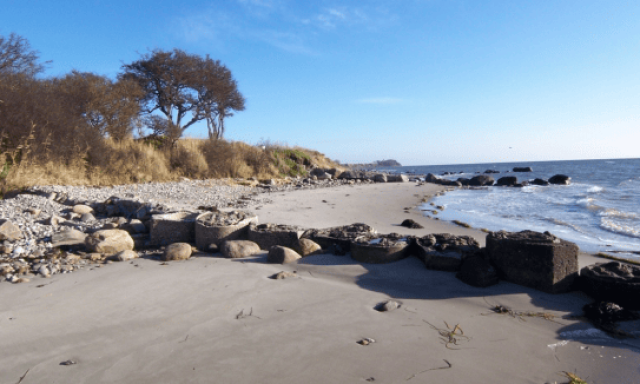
[0,136,345,193]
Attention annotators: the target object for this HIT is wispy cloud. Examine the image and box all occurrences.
[355,97,405,105]
[176,2,396,54]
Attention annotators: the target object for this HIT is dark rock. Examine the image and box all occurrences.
[457,178,471,186]
[484,169,500,174]
[442,180,462,187]
[351,235,410,264]
[583,301,640,326]
[303,223,376,252]
[412,234,481,272]
[400,219,424,229]
[373,173,388,183]
[531,178,549,186]
[247,223,305,249]
[579,262,640,310]
[456,255,500,287]
[548,174,571,185]
[425,173,442,184]
[513,167,533,172]
[496,176,518,187]
[486,230,579,293]
[469,175,495,186]
[387,174,409,182]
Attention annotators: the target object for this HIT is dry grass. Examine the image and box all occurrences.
[1,136,344,193]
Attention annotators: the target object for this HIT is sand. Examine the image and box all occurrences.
[2,182,639,384]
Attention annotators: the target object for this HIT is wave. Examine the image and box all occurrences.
[600,218,640,238]
[599,208,638,219]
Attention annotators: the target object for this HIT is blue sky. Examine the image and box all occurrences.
[2,0,639,165]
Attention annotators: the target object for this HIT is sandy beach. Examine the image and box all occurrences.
[2,182,639,384]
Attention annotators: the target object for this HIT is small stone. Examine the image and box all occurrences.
[271,271,297,279]
[162,243,192,261]
[60,359,77,365]
[400,219,424,229]
[52,229,87,247]
[79,213,96,223]
[357,338,375,346]
[72,205,93,214]
[26,208,41,216]
[375,300,401,312]
[48,215,65,226]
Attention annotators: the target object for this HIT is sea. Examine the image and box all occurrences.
[369,158,640,262]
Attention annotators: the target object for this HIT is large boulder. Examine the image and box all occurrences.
[163,242,192,261]
[579,262,640,310]
[267,246,301,264]
[221,240,261,259]
[513,167,533,172]
[496,176,518,187]
[85,229,134,254]
[303,223,377,252]
[149,212,198,246]
[51,229,87,247]
[486,230,579,293]
[387,174,409,182]
[350,234,410,264]
[412,234,480,271]
[425,173,442,184]
[292,238,322,257]
[548,174,571,185]
[195,210,258,251]
[337,170,374,180]
[0,219,22,241]
[456,255,499,287]
[468,175,495,186]
[373,173,388,183]
[531,178,550,186]
[247,224,305,250]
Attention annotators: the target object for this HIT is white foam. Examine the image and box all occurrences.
[588,186,604,193]
[547,340,570,350]
[600,218,640,238]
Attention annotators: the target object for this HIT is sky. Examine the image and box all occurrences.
[2,0,639,165]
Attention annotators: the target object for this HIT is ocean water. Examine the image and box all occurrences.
[372,158,640,261]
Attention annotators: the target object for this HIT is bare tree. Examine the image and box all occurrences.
[120,49,245,140]
[0,33,49,77]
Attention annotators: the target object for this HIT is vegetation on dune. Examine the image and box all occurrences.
[0,33,344,194]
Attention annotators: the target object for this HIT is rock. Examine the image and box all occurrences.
[0,219,22,241]
[486,230,579,294]
[400,219,423,229]
[387,174,409,182]
[150,212,198,246]
[425,173,442,184]
[85,229,135,254]
[303,223,377,252]
[267,246,301,264]
[583,301,640,328]
[531,178,550,186]
[350,235,410,264]
[496,176,518,187]
[456,255,499,287]
[412,233,480,271]
[469,175,495,186]
[374,300,401,312]
[292,238,322,257]
[373,173,388,183]
[247,223,305,250]
[271,271,297,279]
[579,262,640,310]
[110,250,139,261]
[26,207,41,216]
[549,174,571,185]
[484,169,500,174]
[72,204,93,214]
[195,211,258,251]
[162,242,192,261]
[513,167,533,172]
[38,265,51,278]
[457,178,471,186]
[221,240,261,258]
[120,219,147,234]
[79,212,96,222]
[52,229,87,247]
[48,215,65,226]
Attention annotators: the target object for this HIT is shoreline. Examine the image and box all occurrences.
[1,180,638,383]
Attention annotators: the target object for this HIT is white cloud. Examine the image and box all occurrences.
[356,97,405,104]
